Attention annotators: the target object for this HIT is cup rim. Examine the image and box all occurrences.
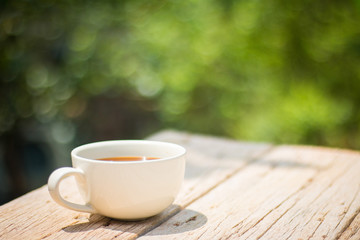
[71,140,186,164]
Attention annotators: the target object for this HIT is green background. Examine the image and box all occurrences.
[1,0,360,203]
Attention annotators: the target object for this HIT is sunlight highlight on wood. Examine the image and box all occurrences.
[1,130,359,239]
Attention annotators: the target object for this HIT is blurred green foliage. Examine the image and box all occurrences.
[1,0,360,149]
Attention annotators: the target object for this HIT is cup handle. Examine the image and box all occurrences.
[48,167,95,213]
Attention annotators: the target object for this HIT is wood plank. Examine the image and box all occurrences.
[258,148,360,240]
[339,213,360,240]
[148,130,273,207]
[139,146,360,239]
[0,130,271,239]
[0,178,90,240]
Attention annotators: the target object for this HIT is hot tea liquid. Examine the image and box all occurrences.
[97,156,160,161]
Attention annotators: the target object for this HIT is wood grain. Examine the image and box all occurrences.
[1,130,359,239]
[339,213,360,240]
[139,146,360,240]
[148,130,272,207]
[0,130,271,239]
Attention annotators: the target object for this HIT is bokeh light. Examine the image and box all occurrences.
[1,0,360,204]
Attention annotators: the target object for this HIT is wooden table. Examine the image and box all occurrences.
[1,130,360,239]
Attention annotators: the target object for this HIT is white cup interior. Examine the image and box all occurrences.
[72,140,186,161]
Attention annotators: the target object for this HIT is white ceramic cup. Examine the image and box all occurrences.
[48,140,186,220]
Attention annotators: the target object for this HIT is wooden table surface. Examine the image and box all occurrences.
[1,130,360,240]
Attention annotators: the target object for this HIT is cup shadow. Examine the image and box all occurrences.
[62,205,207,236]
